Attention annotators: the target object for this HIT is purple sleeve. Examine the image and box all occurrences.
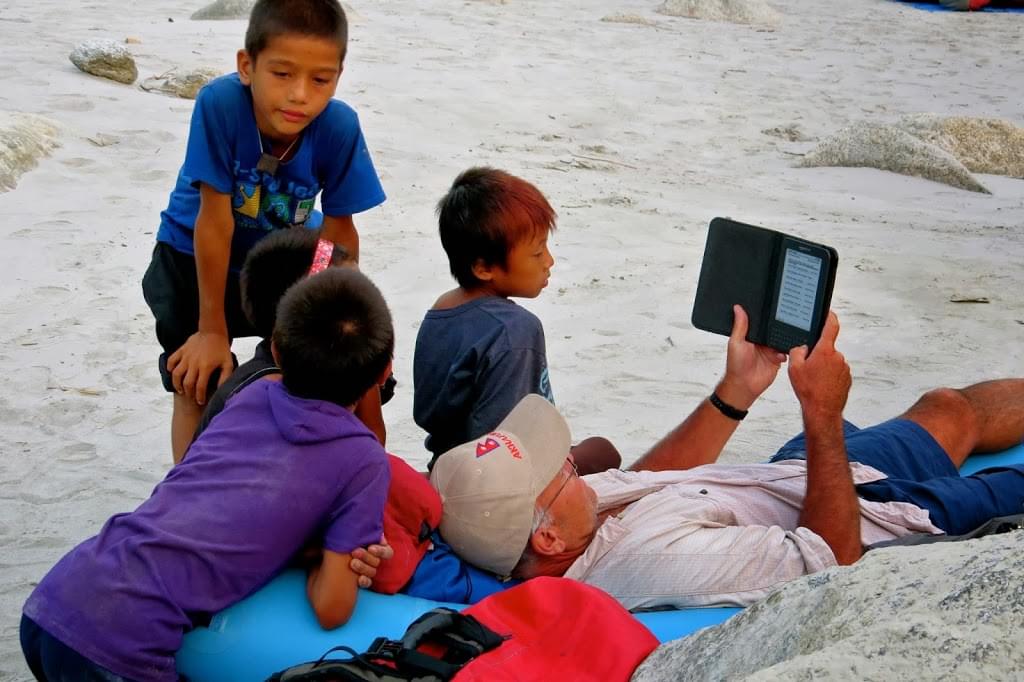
[180,84,237,194]
[316,103,386,217]
[322,453,390,555]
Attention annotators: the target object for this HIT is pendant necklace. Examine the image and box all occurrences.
[256,133,300,177]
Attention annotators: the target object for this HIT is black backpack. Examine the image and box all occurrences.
[266,608,506,682]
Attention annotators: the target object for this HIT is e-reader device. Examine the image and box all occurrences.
[691,217,838,352]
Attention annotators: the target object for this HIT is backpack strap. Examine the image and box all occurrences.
[865,513,1024,552]
[268,609,507,682]
[399,608,506,662]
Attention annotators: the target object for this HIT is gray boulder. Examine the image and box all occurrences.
[0,112,61,192]
[190,0,360,22]
[140,68,221,100]
[896,114,1024,179]
[69,39,138,85]
[190,0,255,20]
[632,531,1024,681]
[798,121,990,193]
[657,0,780,26]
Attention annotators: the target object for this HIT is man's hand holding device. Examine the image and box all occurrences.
[691,217,839,353]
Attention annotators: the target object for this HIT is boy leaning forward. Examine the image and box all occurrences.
[142,0,385,462]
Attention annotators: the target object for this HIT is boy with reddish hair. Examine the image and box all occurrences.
[413,168,619,473]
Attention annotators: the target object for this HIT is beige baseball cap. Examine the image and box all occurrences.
[429,394,571,577]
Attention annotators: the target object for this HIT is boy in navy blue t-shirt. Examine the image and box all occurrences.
[413,168,619,473]
[143,0,385,462]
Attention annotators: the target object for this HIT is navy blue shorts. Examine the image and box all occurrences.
[771,418,1024,534]
[20,615,131,681]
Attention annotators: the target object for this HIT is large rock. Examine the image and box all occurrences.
[69,39,138,85]
[896,114,1024,179]
[140,68,221,99]
[632,531,1024,681]
[798,121,990,193]
[190,0,360,21]
[657,0,781,26]
[0,112,61,192]
[190,0,255,20]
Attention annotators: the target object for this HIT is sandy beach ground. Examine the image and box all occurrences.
[1,0,1022,677]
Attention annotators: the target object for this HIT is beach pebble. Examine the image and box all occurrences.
[798,122,990,194]
[600,13,660,27]
[633,532,1024,681]
[140,68,221,100]
[69,39,138,85]
[656,0,781,26]
[0,112,61,192]
[190,0,255,20]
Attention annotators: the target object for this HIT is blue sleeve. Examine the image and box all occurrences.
[468,347,550,437]
[402,532,518,604]
[315,102,386,217]
[180,81,239,194]
[322,452,390,555]
[469,311,555,433]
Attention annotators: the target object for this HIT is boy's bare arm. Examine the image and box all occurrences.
[320,215,359,263]
[166,184,235,406]
[306,549,359,629]
[630,305,786,472]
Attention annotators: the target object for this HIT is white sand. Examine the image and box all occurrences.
[1,0,1022,677]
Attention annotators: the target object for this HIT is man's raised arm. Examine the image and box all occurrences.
[630,305,786,472]
[789,312,861,565]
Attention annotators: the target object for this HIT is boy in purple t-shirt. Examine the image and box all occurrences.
[21,268,394,682]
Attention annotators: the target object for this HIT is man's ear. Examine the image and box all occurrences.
[237,49,254,86]
[470,258,496,283]
[528,524,565,557]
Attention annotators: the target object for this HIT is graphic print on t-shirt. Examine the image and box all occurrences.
[232,164,321,232]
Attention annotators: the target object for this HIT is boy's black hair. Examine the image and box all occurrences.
[241,228,351,339]
[273,268,394,408]
[245,0,349,63]
[436,167,557,289]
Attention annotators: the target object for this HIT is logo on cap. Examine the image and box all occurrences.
[475,438,500,457]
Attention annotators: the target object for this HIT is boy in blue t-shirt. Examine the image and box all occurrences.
[22,268,395,682]
[413,167,620,473]
[142,0,385,462]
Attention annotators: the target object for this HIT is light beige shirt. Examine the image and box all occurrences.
[563,461,942,609]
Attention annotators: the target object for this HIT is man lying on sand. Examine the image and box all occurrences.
[431,307,1024,609]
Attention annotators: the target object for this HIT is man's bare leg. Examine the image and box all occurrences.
[171,393,204,464]
[899,379,1024,468]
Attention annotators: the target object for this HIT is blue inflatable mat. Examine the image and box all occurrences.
[958,442,1024,475]
[176,570,739,680]
[896,1,1024,12]
[178,443,1024,681]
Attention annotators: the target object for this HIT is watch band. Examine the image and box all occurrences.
[709,391,748,421]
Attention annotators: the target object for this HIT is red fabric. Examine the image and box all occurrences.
[453,577,659,681]
[372,455,442,594]
[970,0,992,9]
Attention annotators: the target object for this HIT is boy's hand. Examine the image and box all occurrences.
[167,331,233,405]
[788,312,851,417]
[350,535,394,589]
[720,305,787,409]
